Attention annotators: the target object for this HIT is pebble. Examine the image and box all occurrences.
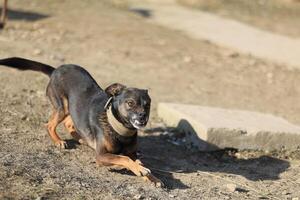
[227,52,239,58]
[50,54,65,62]
[183,56,192,63]
[282,190,288,195]
[21,115,28,121]
[33,49,43,56]
[226,183,237,192]
[133,194,143,199]
[266,72,273,79]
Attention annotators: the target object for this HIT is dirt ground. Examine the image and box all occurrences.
[1,0,300,199]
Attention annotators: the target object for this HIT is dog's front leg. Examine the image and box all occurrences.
[96,153,164,187]
[96,153,151,177]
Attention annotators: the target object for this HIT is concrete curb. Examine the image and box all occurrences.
[158,103,300,151]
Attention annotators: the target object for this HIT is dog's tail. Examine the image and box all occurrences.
[0,57,55,77]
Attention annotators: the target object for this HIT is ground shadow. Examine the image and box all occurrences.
[129,8,152,18]
[65,139,80,149]
[2,7,49,21]
[140,123,290,190]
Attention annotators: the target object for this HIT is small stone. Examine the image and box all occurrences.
[49,54,65,62]
[226,52,239,58]
[281,190,290,195]
[292,198,299,200]
[226,183,237,192]
[133,194,143,199]
[21,115,27,121]
[183,56,192,63]
[266,72,273,79]
[235,152,242,159]
[266,72,273,84]
[264,149,270,154]
[33,49,42,56]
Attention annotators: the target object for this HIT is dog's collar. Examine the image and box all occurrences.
[105,98,137,137]
[104,97,113,110]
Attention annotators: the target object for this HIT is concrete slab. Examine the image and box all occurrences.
[130,3,300,68]
[158,103,300,151]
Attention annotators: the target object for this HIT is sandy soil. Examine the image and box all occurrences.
[1,0,300,199]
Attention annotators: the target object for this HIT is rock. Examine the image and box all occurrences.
[33,49,42,56]
[133,194,143,199]
[158,103,300,151]
[226,183,237,192]
[183,56,192,63]
[21,115,28,121]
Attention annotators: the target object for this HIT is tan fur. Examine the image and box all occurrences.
[96,153,151,177]
[46,111,67,148]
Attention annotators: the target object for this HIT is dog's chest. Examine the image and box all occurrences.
[99,113,137,154]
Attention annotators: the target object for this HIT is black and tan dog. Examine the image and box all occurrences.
[0,57,163,187]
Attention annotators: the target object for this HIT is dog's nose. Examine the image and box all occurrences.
[138,112,146,118]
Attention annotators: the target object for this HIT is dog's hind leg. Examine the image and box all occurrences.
[63,115,84,144]
[46,83,71,148]
[47,108,68,148]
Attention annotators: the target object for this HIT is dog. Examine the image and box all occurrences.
[0,0,7,28]
[0,57,163,187]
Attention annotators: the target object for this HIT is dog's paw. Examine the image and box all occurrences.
[134,164,151,177]
[153,179,164,188]
[143,174,164,188]
[55,140,67,149]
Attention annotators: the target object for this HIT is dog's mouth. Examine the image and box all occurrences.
[130,119,147,129]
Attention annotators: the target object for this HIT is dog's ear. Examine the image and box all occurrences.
[105,83,126,97]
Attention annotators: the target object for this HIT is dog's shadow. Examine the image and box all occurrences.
[137,126,290,190]
[64,139,80,150]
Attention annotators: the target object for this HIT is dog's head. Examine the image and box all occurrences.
[105,83,151,129]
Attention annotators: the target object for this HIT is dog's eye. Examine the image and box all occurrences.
[127,100,134,107]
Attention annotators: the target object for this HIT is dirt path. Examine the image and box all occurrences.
[177,0,300,39]
[1,0,300,199]
[130,1,300,68]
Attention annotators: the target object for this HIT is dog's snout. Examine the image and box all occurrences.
[138,112,146,118]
